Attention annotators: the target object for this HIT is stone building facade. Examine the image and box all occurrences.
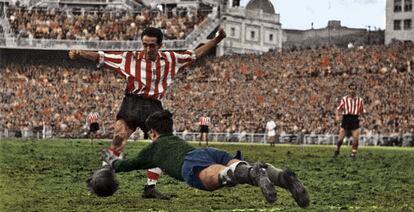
[217,0,282,55]
[385,0,414,44]
[283,20,384,49]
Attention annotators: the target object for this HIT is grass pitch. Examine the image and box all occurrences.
[0,139,413,211]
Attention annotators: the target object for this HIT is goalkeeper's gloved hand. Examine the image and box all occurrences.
[101,149,120,167]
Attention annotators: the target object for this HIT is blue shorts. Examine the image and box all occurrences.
[181,148,234,191]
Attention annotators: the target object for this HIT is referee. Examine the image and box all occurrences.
[334,82,365,158]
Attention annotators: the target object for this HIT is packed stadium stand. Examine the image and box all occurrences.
[6,6,207,40]
[0,0,413,146]
[0,0,218,50]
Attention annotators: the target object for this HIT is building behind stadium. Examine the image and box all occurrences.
[385,0,414,44]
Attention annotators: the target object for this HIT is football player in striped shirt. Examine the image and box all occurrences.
[69,27,226,199]
[334,82,365,158]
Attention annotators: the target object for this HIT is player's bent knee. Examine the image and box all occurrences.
[198,165,224,190]
[218,161,247,187]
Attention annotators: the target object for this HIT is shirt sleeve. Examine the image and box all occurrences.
[113,144,155,172]
[336,97,344,111]
[172,50,196,71]
[98,51,132,78]
[359,98,366,114]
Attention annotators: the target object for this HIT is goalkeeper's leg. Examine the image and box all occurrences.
[106,119,170,199]
[199,160,276,203]
[142,168,170,200]
[265,164,309,208]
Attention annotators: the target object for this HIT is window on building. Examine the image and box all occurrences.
[405,0,412,11]
[269,34,273,41]
[394,0,402,12]
[230,27,235,37]
[404,19,412,29]
[251,31,255,39]
[394,20,402,30]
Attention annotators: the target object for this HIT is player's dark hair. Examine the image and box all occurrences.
[145,110,173,135]
[141,27,163,45]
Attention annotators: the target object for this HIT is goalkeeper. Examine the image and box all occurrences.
[102,110,309,208]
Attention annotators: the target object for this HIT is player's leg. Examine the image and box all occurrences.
[142,167,170,200]
[139,120,170,199]
[197,164,226,190]
[265,163,309,208]
[109,119,135,156]
[94,123,100,143]
[351,129,360,157]
[182,148,275,203]
[87,125,92,144]
[90,132,95,145]
[198,160,276,203]
[199,126,203,145]
[89,131,93,145]
[334,127,346,156]
[270,135,275,147]
[221,161,277,203]
[205,126,209,146]
[205,132,209,146]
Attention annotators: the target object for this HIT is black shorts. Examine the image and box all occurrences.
[200,125,209,133]
[341,115,360,131]
[89,123,100,133]
[116,93,163,137]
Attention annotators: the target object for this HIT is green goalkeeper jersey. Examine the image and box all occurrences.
[113,134,195,181]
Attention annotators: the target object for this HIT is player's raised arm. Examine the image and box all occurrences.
[69,50,129,76]
[68,50,99,61]
[194,27,226,59]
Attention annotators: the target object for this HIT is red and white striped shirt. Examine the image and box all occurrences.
[336,95,365,115]
[98,50,196,100]
[87,112,99,124]
[199,116,210,126]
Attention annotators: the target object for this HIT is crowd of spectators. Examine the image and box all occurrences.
[0,64,125,137]
[0,42,413,138]
[6,6,207,40]
[167,42,414,137]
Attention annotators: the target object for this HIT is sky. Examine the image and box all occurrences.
[240,0,386,30]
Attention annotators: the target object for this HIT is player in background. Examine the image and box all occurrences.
[334,82,366,158]
[198,115,210,146]
[69,27,226,199]
[87,109,100,144]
